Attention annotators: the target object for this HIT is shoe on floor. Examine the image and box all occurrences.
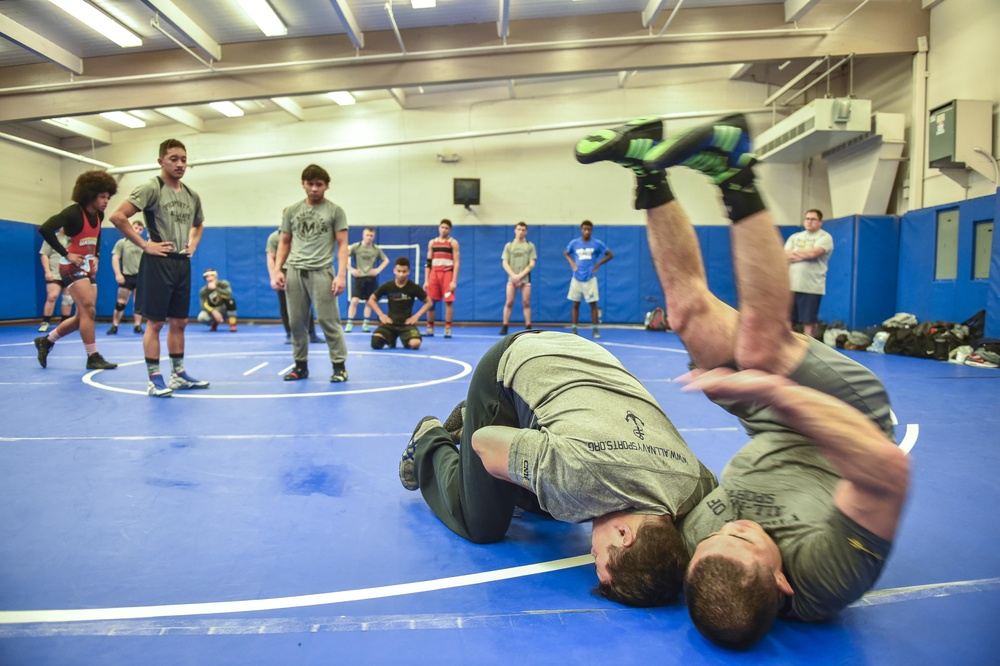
[37,322,50,333]
[147,374,173,397]
[330,367,348,383]
[443,400,466,443]
[593,328,602,339]
[86,352,117,370]
[284,334,292,345]
[499,325,508,335]
[965,350,1000,368]
[443,326,452,339]
[284,366,309,381]
[106,325,118,335]
[209,321,218,332]
[362,322,371,333]
[425,325,435,337]
[309,334,324,343]
[400,416,442,491]
[229,322,237,332]
[344,321,354,333]
[34,336,54,368]
[134,326,144,334]
[169,371,210,390]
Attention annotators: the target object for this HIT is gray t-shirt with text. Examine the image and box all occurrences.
[113,238,144,275]
[502,240,537,284]
[127,178,204,251]
[349,241,388,274]
[280,199,347,270]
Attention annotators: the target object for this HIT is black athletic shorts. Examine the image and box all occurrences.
[353,276,378,302]
[137,254,191,321]
[122,273,139,291]
[373,323,421,348]
[791,292,822,325]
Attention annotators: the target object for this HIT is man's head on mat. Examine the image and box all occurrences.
[684,519,791,649]
[590,511,689,607]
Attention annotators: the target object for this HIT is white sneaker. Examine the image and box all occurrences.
[37,322,50,332]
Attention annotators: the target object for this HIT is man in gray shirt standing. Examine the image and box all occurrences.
[575,114,908,648]
[784,209,833,338]
[271,164,349,382]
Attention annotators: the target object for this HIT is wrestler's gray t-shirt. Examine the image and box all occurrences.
[501,332,717,523]
[113,238,143,275]
[680,433,892,622]
[502,240,537,283]
[266,230,280,255]
[127,177,204,251]
[349,242,387,274]
[280,199,347,270]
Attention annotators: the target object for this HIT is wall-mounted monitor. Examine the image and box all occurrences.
[453,178,480,208]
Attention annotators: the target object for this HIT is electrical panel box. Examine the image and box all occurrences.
[928,99,993,169]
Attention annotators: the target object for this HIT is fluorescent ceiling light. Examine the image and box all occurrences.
[210,101,245,117]
[47,0,142,48]
[100,111,147,129]
[236,0,287,37]
[411,0,436,8]
[327,91,356,106]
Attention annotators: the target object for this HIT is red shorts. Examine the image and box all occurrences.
[59,258,96,288]
[425,270,455,302]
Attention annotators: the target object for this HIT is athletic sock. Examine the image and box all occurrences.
[47,330,62,343]
[170,354,185,374]
[634,173,675,211]
[721,168,766,223]
[145,358,160,376]
[84,343,97,355]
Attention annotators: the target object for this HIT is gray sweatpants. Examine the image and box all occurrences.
[285,266,347,365]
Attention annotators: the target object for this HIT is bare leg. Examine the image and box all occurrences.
[503,283,515,326]
[521,284,532,327]
[166,318,187,355]
[347,297,359,322]
[444,302,453,327]
[68,281,97,345]
[589,302,600,325]
[729,211,807,375]
[571,301,581,327]
[144,320,165,361]
[112,287,130,326]
[646,201,738,370]
[43,283,60,317]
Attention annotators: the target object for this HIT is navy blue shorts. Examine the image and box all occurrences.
[791,292,822,325]
[137,254,191,321]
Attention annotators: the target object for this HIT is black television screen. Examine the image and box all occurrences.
[453,178,480,207]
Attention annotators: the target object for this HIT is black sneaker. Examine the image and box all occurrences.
[133,326,144,334]
[284,366,308,381]
[575,117,663,176]
[643,114,756,185]
[86,352,118,370]
[442,400,466,443]
[34,336,54,368]
[330,367,348,383]
[106,325,118,335]
[400,416,442,491]
[498,325,508,335]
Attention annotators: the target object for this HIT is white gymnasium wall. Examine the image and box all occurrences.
[0,138,63,224]
[923,0,1000,206]
[4,71,816,232]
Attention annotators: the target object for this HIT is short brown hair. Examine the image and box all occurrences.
[158,138,186,158]
[516,221,527,229]
[302,164,331,184]
[806,208,824,220]
[595,518,689,607]
[439,219,452,228]
[685,556,783,649]
[71,170,118,206]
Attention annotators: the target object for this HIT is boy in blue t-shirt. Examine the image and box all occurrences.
[563,220,614,338]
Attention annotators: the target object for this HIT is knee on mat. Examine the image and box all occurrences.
[371,335,387,350]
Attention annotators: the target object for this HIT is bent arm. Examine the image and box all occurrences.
[471,425,521,481]
[682,369,909,540]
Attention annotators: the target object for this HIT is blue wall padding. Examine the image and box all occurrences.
[7,194,995,329]
[2,220,44,319]
[897,194,993,323]
[854,216,900,329]
[987,189,1000,338]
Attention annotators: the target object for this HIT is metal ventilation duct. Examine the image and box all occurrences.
[756,98,873,163]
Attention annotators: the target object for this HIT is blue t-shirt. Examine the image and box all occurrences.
[565,237,608,281]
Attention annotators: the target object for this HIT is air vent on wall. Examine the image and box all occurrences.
[756,98,873,163]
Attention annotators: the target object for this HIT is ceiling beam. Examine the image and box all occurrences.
[641,0,672,29]
[388,88,407,109]
[328,0,365,50]
[0,14,83,74]
[40,117,112,143]
[270,97,305,121]
[497,0,510,39]
[784,0,822,23]
[155,106,206,130]
[141,0,222,61]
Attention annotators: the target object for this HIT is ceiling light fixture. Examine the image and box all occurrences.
[235,0,287,37]
[411,0,437,8]
[99,111,147,129]
[47,0,142,48]
[327,91,356,106]
[210,101,245,117]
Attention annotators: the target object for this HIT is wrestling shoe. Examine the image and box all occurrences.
[284,334,292,345]
[169,371,209,390]
[147,374,173,398]
[37,321,50,333]
[344,321,354,333]
[593,327,601,340]
[499,325,509,335]
[400,416,442,491]
[444,326,452,339]
[525,325,533,330]
[330,367,348,383]
[34,336,54,368]
[134,325,144,334]
[443,400,466,443]
[362,321,371,333]
[284,365,308,381]
[425,324,435,337]
[310,333,324,343]
[575,117,663,175]
[106,325,118,335]
[571,325,578,335]
[86,352,117,370]
[229,322,237,332]
[209,321,218,332]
